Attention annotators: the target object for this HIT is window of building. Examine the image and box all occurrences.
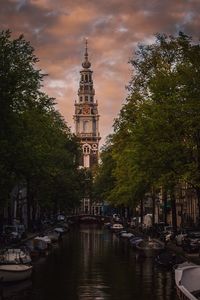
[80,96,83,102]
[85,74,88,82]
[85,96,88,101]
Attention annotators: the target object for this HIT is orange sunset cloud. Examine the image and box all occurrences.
[1,0,200,147]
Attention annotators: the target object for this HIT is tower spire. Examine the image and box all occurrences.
[82,37,91,69]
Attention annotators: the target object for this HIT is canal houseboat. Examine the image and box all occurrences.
[175,262,200,300]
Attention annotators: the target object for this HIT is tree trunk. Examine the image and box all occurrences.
[196,129,200,224]
[162,189,168,225]
[53,198,58,216]
[152,193,155,226]
[26,178,32,230]
[196,187,200,226]
[140,198,144,225]
[170,188,177,233]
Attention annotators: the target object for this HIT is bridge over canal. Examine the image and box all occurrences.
[67,214,111,224]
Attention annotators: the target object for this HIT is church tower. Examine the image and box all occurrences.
[74,39,101,169]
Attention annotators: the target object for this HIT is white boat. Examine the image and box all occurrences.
[175,262,200,300]
[120,232,134,239]
[0,264,32,282]
[33,236,51,255]
[34,235,51,247]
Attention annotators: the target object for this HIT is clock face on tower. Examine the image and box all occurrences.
[83,106,90,115]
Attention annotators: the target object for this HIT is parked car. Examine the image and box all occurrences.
[182,231,200,253]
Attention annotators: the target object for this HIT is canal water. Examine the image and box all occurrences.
[0,225,178,300]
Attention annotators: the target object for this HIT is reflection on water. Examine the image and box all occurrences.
[1,225,178,300]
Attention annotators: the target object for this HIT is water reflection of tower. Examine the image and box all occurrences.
[79,228,107,299]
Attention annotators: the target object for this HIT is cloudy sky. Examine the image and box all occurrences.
[1,0,200,146]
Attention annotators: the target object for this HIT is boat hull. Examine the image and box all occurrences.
[0,265,32,282]
[176,286,191,300]
[175,263,200,300]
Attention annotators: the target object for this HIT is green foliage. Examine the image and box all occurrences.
[0,30,82,218]
[93,135,116,202]
[95,32,200,219]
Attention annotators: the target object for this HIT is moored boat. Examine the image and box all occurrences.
[136,238,165,257]
[110,223,124,232]
[129,236,144,248]
[0,248,32,265]
[175,262,200,300]
[120,232,134,239]
[0,264,32,282]
[33,236,51,255]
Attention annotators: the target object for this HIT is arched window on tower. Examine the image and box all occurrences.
[85,74,88,82]
[83,144,91,154]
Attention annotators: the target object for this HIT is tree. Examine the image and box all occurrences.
[0,30,82,227]
[93,135,116,202]
[96,32,200,230]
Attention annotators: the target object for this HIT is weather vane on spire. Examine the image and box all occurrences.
[85,37,88,55]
